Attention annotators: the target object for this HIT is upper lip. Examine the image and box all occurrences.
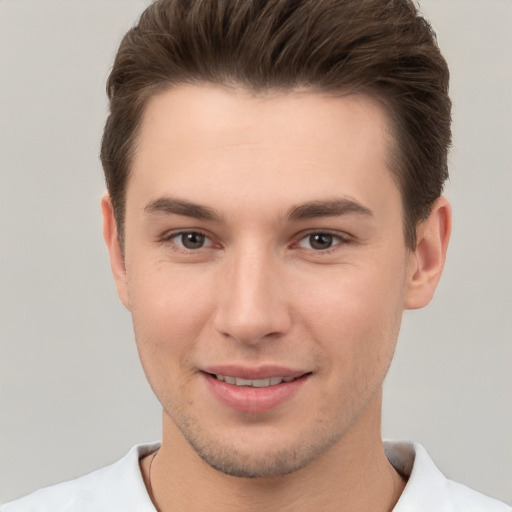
[202,365,309,380]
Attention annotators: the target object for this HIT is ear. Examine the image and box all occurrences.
[404,197,452,310]
[101,193,130,310]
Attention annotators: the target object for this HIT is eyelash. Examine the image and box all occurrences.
[161,230,214,251]
[161,229,352,255]
[293,230,351,253]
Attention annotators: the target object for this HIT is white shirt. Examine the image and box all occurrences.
[2,441,510,511]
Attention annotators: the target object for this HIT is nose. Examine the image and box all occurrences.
[213,246,292,345]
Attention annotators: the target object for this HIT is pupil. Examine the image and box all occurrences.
[182,232,205,249]
[310,233,333,250]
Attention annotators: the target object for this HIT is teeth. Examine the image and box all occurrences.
[215,374,296,387]
[235,377,253,386]
[249,378,270,388]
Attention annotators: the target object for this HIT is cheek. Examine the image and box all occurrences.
[293,261,406,368]
[126,263,219,412]
[126,261,216,363]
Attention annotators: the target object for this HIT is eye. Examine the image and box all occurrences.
[171,231,212,250]
[297,232,344,251]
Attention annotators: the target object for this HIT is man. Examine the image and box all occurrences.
[2,0,510,510]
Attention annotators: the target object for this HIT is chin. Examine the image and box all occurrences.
[193,442,319,478]
[174,415,344,479]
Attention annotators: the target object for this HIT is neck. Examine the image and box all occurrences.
[142,393,405,512]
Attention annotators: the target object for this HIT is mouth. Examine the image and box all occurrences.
[209,374,299,387]
[201,368,311,413]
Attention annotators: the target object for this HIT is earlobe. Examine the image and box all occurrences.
[101,193,130,310]
[404,197,452,310]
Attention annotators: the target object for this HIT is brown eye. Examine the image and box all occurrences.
[309,233,334,250]
[297,232,345,251]
[176,232,207,249]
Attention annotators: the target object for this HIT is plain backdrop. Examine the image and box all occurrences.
[0,0,511,505]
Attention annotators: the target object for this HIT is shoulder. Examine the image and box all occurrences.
[1,442,160,512]
[443,479,512,512]
[385,441,511,512]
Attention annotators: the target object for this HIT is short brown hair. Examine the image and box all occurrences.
[100,0,451,248]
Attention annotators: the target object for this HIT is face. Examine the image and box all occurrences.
[106,85,423,478]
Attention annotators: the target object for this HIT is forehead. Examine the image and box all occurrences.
[128,84,399,218]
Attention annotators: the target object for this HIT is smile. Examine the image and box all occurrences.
[214,374,297,387]
[202,369,311,413]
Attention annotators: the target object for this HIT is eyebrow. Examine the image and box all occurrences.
[144,197,222,222]
[287,198,373,221]
[144,196,373,223]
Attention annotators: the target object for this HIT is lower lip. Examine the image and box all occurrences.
[203,373,309,414]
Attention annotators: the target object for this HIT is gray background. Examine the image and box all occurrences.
[1,0,511,505]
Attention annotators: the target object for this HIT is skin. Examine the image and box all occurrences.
[102,85,451,511]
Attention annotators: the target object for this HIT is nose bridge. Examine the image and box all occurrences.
[214,239,291,344]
